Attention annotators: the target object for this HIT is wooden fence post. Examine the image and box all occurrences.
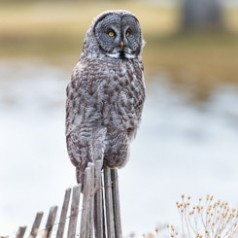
[29,212,43,238]
[111,169,122,238]
[94,160,104,238]
[88,163,95,238]
[42,206,58,238]
[56,188,71,238]
[80,163,94,238]
[16,226,27,238]
[104,168,116,238]
[67,185,81,238]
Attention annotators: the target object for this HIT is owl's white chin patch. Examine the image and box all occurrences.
[107,52,136,59]
[124,53,136,59]
[107,52,120,58]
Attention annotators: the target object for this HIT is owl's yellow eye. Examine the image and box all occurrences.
[126,30,131,37]
[108,31,115,37]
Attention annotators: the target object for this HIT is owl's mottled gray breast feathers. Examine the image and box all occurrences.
[66,10,145,184]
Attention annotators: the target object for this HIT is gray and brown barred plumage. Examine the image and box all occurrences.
[66,10,145,184]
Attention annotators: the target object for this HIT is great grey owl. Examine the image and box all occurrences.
[65,10,145,184]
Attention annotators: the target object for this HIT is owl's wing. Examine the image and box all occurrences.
[129,60,145,127]
[65,74,91,174]
[133,70,145,120]
[65,61,107,183]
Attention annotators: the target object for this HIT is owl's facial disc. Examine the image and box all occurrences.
[94,13,142,59]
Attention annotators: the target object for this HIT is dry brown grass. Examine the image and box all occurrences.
[143,195,238,238]
[144,32,238,101]
[224,7,238,32]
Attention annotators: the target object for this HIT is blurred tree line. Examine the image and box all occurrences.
[181,0,223,31]
[4,0,223,32]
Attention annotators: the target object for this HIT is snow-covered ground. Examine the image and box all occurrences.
[1,61,238,237]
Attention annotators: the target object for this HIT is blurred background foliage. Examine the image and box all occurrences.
[0,0,238,101]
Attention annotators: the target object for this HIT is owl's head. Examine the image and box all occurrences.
[82,10,144,60]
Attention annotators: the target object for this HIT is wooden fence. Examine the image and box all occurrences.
[7,161,122,238]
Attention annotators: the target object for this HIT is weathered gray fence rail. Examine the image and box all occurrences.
[4,164,122,238]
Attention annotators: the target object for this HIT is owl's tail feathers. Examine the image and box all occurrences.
[69,128,106,191]
[76,163,101,194]
[76,167,89,194]
[92,127,107,163]
[75,149,104,193]
[76,166,84,186]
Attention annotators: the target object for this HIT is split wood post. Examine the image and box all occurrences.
[42,206,58,238]
[101,174,106,238]
[16,226,27,238]
[111,169,122,238]
[88,163,95,238]
[104,168,116,238]
[80,163,93,238]
[67,185,81,238]
[56,188,71,238]
[28,212,44,238]
[94,160,104,238]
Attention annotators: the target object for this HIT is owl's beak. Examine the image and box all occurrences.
[120,40,124,50]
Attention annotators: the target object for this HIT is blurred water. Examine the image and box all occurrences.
[1,61,238,236]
